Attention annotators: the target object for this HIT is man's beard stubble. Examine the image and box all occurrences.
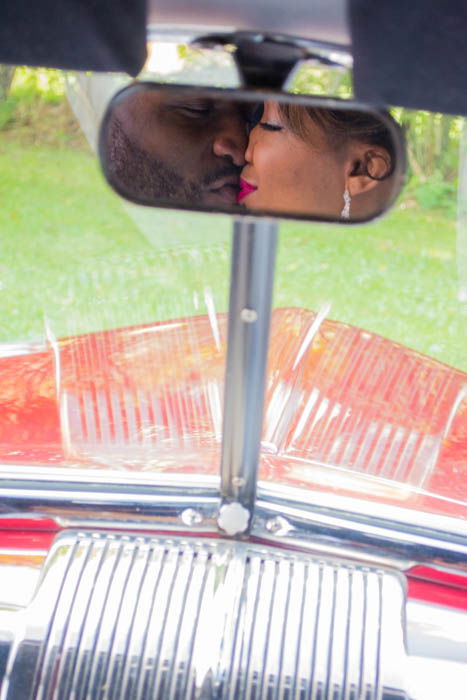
[107,118,241,205]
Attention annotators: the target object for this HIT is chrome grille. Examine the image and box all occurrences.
[2,532,408,699]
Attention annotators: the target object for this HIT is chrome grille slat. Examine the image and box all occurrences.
[86,537,133,697]
[141,545,183,700]
[151,547,196,698]
[3,533,411,700]
[103,539,150,700]
[126,545,168,700]
[56,537,109,699]
[74,537,123,700]
[35,537,89,700]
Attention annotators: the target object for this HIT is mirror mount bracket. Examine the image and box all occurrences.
[193,32,312,89]
[218,219,278,535]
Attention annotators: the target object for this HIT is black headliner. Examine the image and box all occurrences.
[350,0,467,117]
[1,0,466,116]
[0,0,147,76]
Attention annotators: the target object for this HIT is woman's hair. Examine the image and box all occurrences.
[279,104,395,180]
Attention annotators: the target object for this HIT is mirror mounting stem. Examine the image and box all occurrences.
[218,219,278,535]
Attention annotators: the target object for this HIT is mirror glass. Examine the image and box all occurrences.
[99,83,405,222]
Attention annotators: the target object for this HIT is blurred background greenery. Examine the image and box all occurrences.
[1,64,462,213]
[0,65,465,370]
[290,61,462,218]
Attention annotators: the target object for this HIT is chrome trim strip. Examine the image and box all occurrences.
[0,473,221,533]
[0,466,219,488]
[2,466,466,539]
[0,467,467,571]
[258,480,467,537]
[253,501,467,570]
[1,473,467,569]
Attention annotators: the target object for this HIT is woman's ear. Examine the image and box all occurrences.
[346,147,392,197]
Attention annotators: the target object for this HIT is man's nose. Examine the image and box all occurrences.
[212,120,247,166]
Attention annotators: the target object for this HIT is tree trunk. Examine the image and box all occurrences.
[0,66,15,102]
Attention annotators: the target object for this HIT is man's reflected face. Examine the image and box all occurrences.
[109,89,249,206]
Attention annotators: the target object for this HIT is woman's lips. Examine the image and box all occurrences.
[237,177,258,203]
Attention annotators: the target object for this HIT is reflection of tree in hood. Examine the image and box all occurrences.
[106,117,204,203]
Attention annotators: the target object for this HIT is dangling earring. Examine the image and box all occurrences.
[341,188,351,218]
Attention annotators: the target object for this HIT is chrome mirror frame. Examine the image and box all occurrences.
[98,81,405,224]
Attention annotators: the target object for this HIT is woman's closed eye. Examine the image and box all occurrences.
[259,122,283,132]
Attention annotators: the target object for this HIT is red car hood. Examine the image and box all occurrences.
[0,307,465,514]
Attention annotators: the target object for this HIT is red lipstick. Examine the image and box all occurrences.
[237,177,258,203]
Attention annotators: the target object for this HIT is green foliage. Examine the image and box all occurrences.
[290,63,352,98]
[0,95,18,128]
[0,66,15,102]
[408,172,457,215]
[393,108,463,185]
[12,67,65,102]
[176,45,203,63]
[0,67,65,130]
[0,67,85,147]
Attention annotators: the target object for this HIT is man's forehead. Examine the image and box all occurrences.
[118,90,247,119]
[118,90,166,115]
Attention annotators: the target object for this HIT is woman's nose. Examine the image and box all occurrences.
[243,124,258,164]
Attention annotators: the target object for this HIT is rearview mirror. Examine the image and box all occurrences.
[99,83,405,223]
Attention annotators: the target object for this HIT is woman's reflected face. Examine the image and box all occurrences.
[239,101,346,216]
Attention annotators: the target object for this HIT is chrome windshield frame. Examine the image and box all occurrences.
[1,467,467,573]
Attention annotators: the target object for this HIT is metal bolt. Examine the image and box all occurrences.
[180,508,204,526]
[240,308,258,323]
[265,516,293,536]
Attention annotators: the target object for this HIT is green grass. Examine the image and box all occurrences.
[0,137,232,340]
[1,136,465,371]
[275,208,465,369]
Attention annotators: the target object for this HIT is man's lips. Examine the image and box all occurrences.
[237,177,258,203]
[208,175,241,204]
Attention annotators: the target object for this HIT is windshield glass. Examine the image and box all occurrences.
[0,59,231,477]
[0,46,465,525]
[267,101,467,520]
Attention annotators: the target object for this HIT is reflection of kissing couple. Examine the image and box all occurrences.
[107,89,395,219]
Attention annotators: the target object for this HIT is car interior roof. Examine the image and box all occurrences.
[1,0,467,116]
